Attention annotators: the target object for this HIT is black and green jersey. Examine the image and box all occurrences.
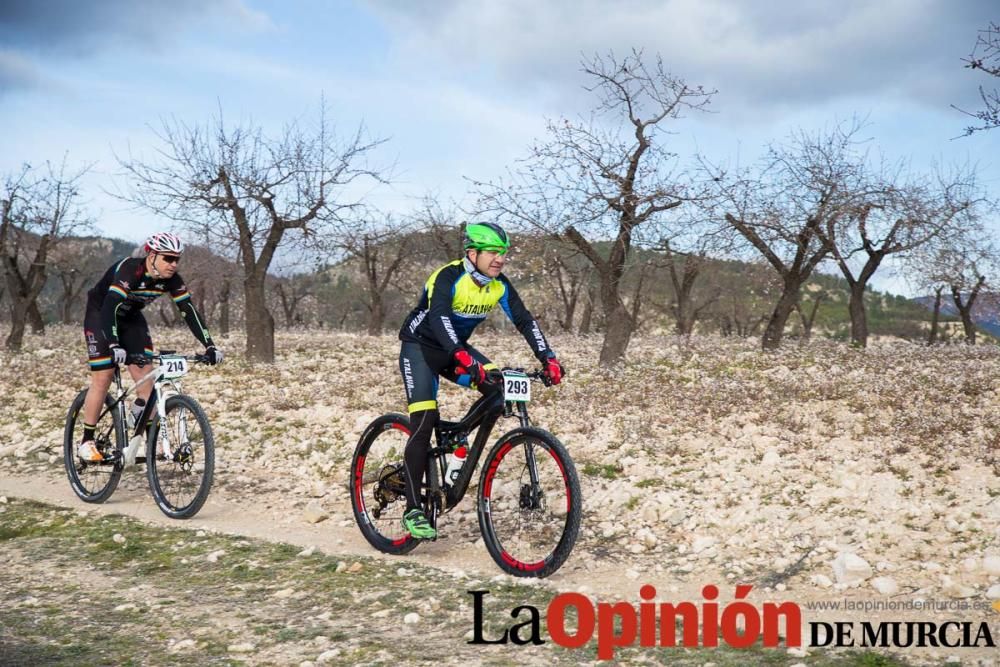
[399,260,552,360]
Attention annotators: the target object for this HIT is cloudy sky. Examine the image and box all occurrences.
[2,0,998,289]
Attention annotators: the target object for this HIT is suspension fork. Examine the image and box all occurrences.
[515,402,543,503]
[154,375,179,459]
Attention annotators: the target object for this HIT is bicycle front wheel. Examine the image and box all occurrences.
[63,389,124,503]
[145,394,214,519]
[350,413,419,555]
[478,427,582,578]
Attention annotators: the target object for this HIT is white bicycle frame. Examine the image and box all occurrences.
[111,359,188,461]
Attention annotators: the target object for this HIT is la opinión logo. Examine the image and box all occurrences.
[468,584,801,660]
[468,585,998,660]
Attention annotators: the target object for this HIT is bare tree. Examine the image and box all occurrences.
[50,239,107,324]
[819,163,982,347]
[917,228,998,345]
[956,22,1000,135]
[707,122,874,350]
[332,212,412,335]
[926,285,946,344]
[476,50,714,366]
[1,159,92,351]
[271,275,315,328]
[115,103,388,362]
[794,287,826,343]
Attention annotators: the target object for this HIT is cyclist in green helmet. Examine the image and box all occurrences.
[397,222,564,539]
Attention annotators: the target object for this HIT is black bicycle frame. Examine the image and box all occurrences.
[428,381,536,511]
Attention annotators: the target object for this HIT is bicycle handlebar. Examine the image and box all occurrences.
[124,352,212,368]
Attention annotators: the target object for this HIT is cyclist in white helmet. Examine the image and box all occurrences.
[77,232,223,462]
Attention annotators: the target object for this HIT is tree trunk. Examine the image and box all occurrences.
[219,279,231,336]
[61,291,75,324]
[28,301,44,334]
[959,309,976,345]
[599,299,634,366]
[578,285,595,335]
[762,279,803,350]
[927,287,943,345]
[598,271,634,365]
[951,278,984,346]
[367,292,384,336]
[245,278,275,362]
[5,300,29,351]
[848,284,868,347]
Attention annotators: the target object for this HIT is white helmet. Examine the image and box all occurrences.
[145,232,183,255]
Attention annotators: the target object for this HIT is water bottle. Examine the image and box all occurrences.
[444,446,467,487]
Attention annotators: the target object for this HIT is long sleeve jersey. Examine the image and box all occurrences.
[85,257,214,347]
[399,259,553,360]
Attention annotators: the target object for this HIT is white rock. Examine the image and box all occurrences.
[335,561,347,573]
[692,536,717,554]
[114,603,138,612]
[811,574,833,588]
[317,648,341,663]
[831,553,872,585]
[113,534,126,544]
[298,546,316,557]
[303,503,328,524]
[404,612,420,624]
[983,556,1000,576]
[940,576,977,599]
[787,646,810,658]
[309,481,326,498]
[761,448,781,466]
[625,569,640,580]
[227,643,255,653]
[206,550,226,563]
[666,509,687,526]
[170,639,197,652]
[961,558,979,573]
[986,584,1000,600]
[273,588,295,599]
[0,496,6,503]
[871,577,899,596]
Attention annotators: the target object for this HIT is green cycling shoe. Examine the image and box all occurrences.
[402,508,437,539]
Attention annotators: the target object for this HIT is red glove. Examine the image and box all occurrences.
[543,356,563,385]
[454,349,486,385]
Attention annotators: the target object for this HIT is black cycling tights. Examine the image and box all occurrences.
[403,408,439,510]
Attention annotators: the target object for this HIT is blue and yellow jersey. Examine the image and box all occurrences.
[399,260,552,359]
[85,257,213,347]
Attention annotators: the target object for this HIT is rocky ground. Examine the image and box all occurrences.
[1,325,998,665]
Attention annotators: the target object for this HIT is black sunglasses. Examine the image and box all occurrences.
[159,254,181,265]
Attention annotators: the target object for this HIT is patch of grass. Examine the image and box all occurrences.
[582,462,622,479]
[635,478,664,489]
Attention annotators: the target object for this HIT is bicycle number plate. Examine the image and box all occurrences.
[161,355,189,379]
[502,371,531,403]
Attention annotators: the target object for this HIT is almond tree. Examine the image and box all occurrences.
[706,122,871,350]
[475,50,714,366]
[0,159,92,351]
[331,212,412,335]
[914,227,998,345]
[818,164,983,347]
[116,103,387,362]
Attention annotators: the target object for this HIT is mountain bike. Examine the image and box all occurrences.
[351,367,582,578]
[63,351,215,519]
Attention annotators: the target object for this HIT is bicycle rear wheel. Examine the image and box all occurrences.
[63,389,124,503]
[478,427,582,578]
[145,394,214,519]
[350,413,419,555]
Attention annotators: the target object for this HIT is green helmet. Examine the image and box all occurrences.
[464,222,510,253]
